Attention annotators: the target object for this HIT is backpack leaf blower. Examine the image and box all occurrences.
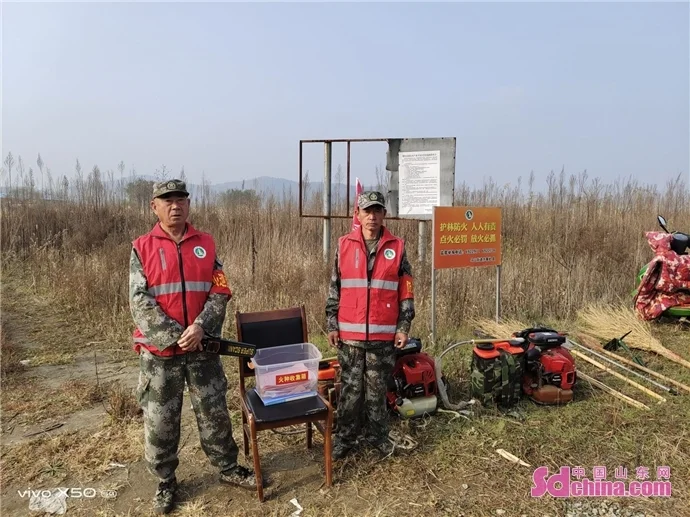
[316,338,444,422]
[465,327,577,408]
[515,328,577,405]
[386,338,439,419]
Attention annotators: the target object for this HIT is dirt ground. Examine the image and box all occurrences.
[2,279,689,516]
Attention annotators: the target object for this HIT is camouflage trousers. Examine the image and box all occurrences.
[336,343,396,447]
[136,349,239,481]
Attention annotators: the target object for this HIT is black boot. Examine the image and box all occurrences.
[153,478,177,515]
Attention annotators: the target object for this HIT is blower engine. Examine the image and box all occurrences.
[386,338,439,419]
[316,337,439,427]
[516,329,577,405]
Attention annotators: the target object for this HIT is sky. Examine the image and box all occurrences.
[2,1,689,190]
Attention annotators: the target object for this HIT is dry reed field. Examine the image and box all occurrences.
[1,167,690,517]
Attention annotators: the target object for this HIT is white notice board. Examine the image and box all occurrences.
[398,150,441,216]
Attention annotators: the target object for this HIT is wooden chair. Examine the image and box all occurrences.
[235,305,333,502]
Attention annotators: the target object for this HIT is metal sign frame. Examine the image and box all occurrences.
[299,138,392,220]
[298,137,456,220]
[298,137,456,263]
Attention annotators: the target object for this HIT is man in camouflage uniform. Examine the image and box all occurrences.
[325,191,415,460]
[130,179,257,514]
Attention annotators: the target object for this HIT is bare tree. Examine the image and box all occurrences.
[126,178,155,212]
[3,151,14,193]
[27,167,35,197]
[37,153,44,194]
[200,171,211,211]
[75,159,84,204]
[334,164,343,211]
[302,169,310,209]
[155,165,169,182]
[88,165,105,208]
[106,168,115,204]
[374,164,388,193]
[17,156,25,198]
[60,175,70,200]
[118,161,126,201]
[46,167,54,199]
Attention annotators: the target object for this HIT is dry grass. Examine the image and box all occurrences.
[469,317,533,340]
[2,170,690,516]
[1,378,106,426]
[3,330,690,517]
[104,381,142,424]
[578,303,690,370]
[1,170,688,345]
[0,317,24,378]
[0,419,143,487]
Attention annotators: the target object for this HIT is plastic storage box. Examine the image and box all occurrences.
[251,343,323,405]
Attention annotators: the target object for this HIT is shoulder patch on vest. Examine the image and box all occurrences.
[212,271,229,288]
[383,248,396,260]
[193,246,207,259]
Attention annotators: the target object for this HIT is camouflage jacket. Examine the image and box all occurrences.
[129,247,230,352]
[634,232,690,320]
[325,235,416,349]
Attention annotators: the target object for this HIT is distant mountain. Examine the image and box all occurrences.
[1,174,383,202]
[134,175,380,201]
[205,176,378,199]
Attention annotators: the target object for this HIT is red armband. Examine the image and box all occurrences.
[399,274,414,300]
[211,270,232,297]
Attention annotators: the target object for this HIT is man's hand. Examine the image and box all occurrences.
[394,332,408,349]
[178,323,204,352]
[328,330,341,349]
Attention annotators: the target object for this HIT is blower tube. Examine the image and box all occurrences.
[434,340,476,411]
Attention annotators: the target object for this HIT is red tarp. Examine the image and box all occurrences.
[634,231,690,320]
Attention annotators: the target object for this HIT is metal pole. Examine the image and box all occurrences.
[495,264,502,323]
[346,141,351,217]
[431,208,436,345]
[323,142,332,262]
[431,269,436,346]
[418,220,426,264]
[298,141,303,217]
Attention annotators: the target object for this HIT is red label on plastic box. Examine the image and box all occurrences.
[276,371,308,385]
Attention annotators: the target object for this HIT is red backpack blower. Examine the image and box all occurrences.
[513,327,577,405]
[468,327,577,408]
[317,338,442,423]
[385,338,439,418]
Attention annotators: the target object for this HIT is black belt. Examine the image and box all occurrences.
[200,337,257,358]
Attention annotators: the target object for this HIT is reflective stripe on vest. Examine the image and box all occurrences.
[338,323,398,334]
[148,281,212,297]
[340,279,398,290]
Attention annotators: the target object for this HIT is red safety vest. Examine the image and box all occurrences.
[337,226,414,341]
[131,222,232,357]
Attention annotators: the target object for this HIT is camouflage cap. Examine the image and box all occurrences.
[358,191,386,209]
[152,179,189,199]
